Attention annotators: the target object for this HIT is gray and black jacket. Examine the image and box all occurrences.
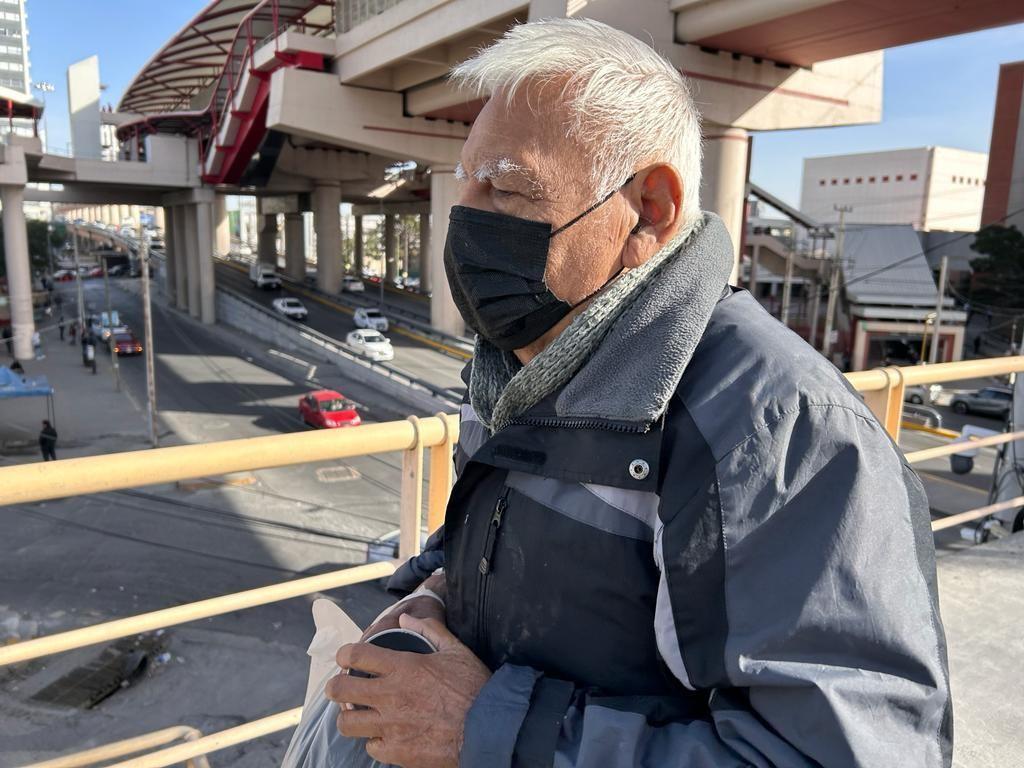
[396,220,952,767]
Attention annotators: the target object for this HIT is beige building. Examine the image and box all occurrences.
[800,147,989,231]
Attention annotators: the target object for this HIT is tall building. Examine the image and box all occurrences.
[0,0,29,96]
[800,147,989,231]
[981,60,1024,232]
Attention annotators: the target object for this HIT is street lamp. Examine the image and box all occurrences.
[32,81,55,153]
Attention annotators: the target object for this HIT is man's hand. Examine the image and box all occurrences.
[326,614,491,768]
[360,574,446,641]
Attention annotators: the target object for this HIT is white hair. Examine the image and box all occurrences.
[451,17,702,225]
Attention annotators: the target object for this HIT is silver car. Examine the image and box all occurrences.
[950,386,1012,419]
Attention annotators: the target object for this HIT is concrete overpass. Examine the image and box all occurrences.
[5,0,1024,361]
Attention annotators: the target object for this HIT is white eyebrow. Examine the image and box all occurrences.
[457,157,545,195]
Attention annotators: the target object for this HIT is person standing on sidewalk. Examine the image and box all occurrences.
[39,420,58,461]
[58,315,65,341]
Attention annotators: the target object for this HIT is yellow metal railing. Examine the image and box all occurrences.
[3,357,1023,767]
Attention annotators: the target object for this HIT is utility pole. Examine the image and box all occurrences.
[103,258,120,390]
[929,255,949,364]
[780,250,794,327]
[73,229,85,333]
[138,223,158,447]
[822,206,851,361]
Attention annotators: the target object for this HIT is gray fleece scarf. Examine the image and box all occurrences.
[469,212,735,433]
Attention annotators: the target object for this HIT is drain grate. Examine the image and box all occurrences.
[316,465,360,483]
[30,634,167,709]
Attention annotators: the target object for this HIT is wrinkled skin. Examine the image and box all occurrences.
[326,614,491,768]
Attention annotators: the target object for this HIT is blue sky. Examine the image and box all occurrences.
[26,1,1024,208]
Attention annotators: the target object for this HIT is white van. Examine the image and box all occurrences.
[249,262,281,289]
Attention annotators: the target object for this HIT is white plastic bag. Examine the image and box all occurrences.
[281,598,393,768]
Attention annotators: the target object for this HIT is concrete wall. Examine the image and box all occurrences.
[66,56,103,160]
[925,147,989,232]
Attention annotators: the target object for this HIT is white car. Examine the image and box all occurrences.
[272,297,308,321]
[353,307,389,332]
[342,275,365,293]
[346,329,394,362]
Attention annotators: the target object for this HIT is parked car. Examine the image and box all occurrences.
[341,275,365,293]
[54,269,76,281]
[950,387,1013,419]
[298,390,361,429]
[272,297,308,321]
[249,261,281,289]
[110,330,143,356]
[353,307,389,332]
[904,384,942,405]
[346,329,394,362]
[107,264,129,278]
[86,266,104,279]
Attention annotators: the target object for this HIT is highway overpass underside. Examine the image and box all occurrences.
[103,0,1024,341]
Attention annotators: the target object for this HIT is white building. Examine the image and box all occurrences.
[800,147,989,231]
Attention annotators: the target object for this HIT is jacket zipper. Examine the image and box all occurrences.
[476,490,508,648]
[504,415,650,433]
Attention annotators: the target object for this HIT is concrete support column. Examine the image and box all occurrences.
[195,201,216,324]
[257,212,277,267]
[284,212,306,281]
[313,181,342,294]
[102,205,113,225]
[163,206,177,306]
[1,184,34,360]
[418,212,431,294]
[119,204,129,225]
[429,167,465,337]
[155,206,165,233]
[214,194,231,256]
[700,126,749,283]
[384,213,397,284]
[353,215,364,276]
[172,205,188,311]
[184,205,201,319]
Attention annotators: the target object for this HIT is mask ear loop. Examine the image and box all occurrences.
[550,173,637,237]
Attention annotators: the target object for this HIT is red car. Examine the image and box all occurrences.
[111,331,143,355]
[298,390,361,429]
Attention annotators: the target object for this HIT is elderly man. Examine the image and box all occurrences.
[327,18,952,768]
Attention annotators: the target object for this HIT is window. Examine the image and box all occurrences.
[831,179,837,185]
[869,176,876,183]
[882,175,890,182]
[910,173,918,181]
[843,178,850,185]
[855,177,863,183]
[896,174,903,181]
[819,179,825,186]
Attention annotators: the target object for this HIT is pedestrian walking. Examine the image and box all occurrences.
[32,330,42,360]
[39,420,57,461]
[58,315,65,341]
[69,321,77,345]
[2,325,11,356]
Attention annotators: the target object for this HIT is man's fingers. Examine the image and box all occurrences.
[337,706,385,740]
[336,641,398,676]
[324,670,384,707]
[365,737,394,765]
[399,613,459,652]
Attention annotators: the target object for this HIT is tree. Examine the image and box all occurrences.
[0,220,65,279]
[968,224,1024,309]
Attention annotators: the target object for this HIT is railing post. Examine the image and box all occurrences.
[399,415,424,560]
[427,413,455,533]
[862,366,905,440]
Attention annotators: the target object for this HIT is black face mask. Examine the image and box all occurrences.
[443,176,636,351]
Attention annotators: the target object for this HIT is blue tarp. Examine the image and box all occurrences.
[0,365,53,399]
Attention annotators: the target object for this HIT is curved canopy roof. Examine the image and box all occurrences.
[118,0,331,116]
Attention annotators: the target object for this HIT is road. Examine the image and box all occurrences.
[3,278,416,766]
[215,261,467,400]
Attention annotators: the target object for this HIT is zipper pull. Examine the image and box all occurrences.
[478,496,507,575]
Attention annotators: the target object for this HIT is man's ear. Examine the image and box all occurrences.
[624,164,684,266]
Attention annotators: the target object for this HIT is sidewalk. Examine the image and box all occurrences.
[0,325,151,464]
